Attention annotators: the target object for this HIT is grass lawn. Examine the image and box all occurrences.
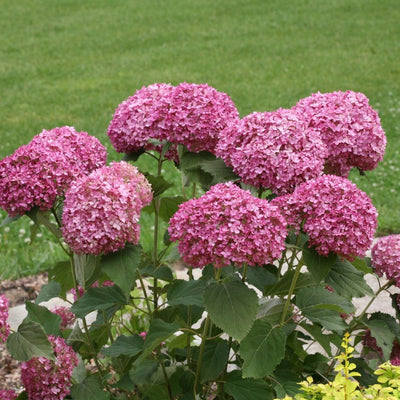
[1,0,399,279]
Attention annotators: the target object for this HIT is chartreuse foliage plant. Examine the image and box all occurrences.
[277,333,400,400]
[1,82,400,399]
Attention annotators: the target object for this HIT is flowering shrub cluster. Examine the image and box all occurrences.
[169,182,287,268]
[61,161,152,255]
[1,83,399,399]
[0,294,10,343]
[20,335,78,400]
[371,234,400,287]
[215,108,327,194]
[272,174,378,259]
[292,90,387,177]
[0,126,106,217]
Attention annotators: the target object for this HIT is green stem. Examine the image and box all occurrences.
[241,263,249,282]
[70,256,105,378]
[280,261,303,326]
[194,314,212,397]
[137,269,152,316]
[160,358,173,400]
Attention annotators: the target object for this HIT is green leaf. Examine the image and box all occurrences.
[167,279,205,307]
[245,265,277,292]
[139,319,180,361]
[179,151,214,188]
[199,157,239,182]
[26,207,62,238]
[146,174,173,197]
[6,321,54,361]
[70,374,110,399]
[204,280,258,341]
[264,270,314,296]
[1,213,22,226]
[25,302,62,336]
[302,247,337,283]
[130,359,159,385]
[351,257,373,274]
[74,254,99,287]
[122,149,145,162]
[48,260,74,298]
[101,243,142,296]
[101,334,144,358]
[325,259,374,298]
[71,355,87,384]
[300,322,340,357]
[366,319,395,360]
[224,370,274,400]
[257,298,287,325]
[159,196,185,222]
[35,280,61,304]
[15,392,28,400]
[295,287,351,333]
[199,339,230,383]
[71,285,127,318]
[240,319,286,378]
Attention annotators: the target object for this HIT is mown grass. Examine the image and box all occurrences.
[1,0,399,278]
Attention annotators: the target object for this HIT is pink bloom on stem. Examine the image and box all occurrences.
[168,82,240,153]
[216,108,327,194]
[0,389,17,400]
[272,175,377,259]
[107,83,175,153]
[139,331,147,340]
[0,126,107,217]
[371,234,400,287]
[168,182,287,268]
[62,161,152,255]
[51,306,76,330]
[0,294,10,343]
[293,90,386,177]
[20,335,78,400]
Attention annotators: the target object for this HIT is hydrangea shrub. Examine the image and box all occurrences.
[1,84,399,399]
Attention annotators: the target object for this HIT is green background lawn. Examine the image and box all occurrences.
[1,0,399,279]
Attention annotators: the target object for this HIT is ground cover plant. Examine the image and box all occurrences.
[1,0,400,279]
[1,83,400,399]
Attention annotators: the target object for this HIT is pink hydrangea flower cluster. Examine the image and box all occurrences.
[62,161,152,255]
[293,90,386,176]
[0,294,10,343]
[107,83,175,153]
[168,182,287,268]
[51,306,76,330]
[371,235,400,287]
[272,175,377,259]
[20,335,78,400]
[0,126,107,216]
[167,82,239,153]
[0,390,17,400]
[215,108,327,194]
[107,82,239,155]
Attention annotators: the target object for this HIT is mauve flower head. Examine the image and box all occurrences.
[20,335,78,400]
[371,234,400,287]
[51,306,76,330]
[0,126,107,217]
[168,82,240,153]
[272,175,377,259]
[0,389,17,400]
[0,294,10,343]
[216,108,327,194]
[62,161,152,255]
[107,83,175,153]
[168,182,287,268]
[293,90,386,176]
